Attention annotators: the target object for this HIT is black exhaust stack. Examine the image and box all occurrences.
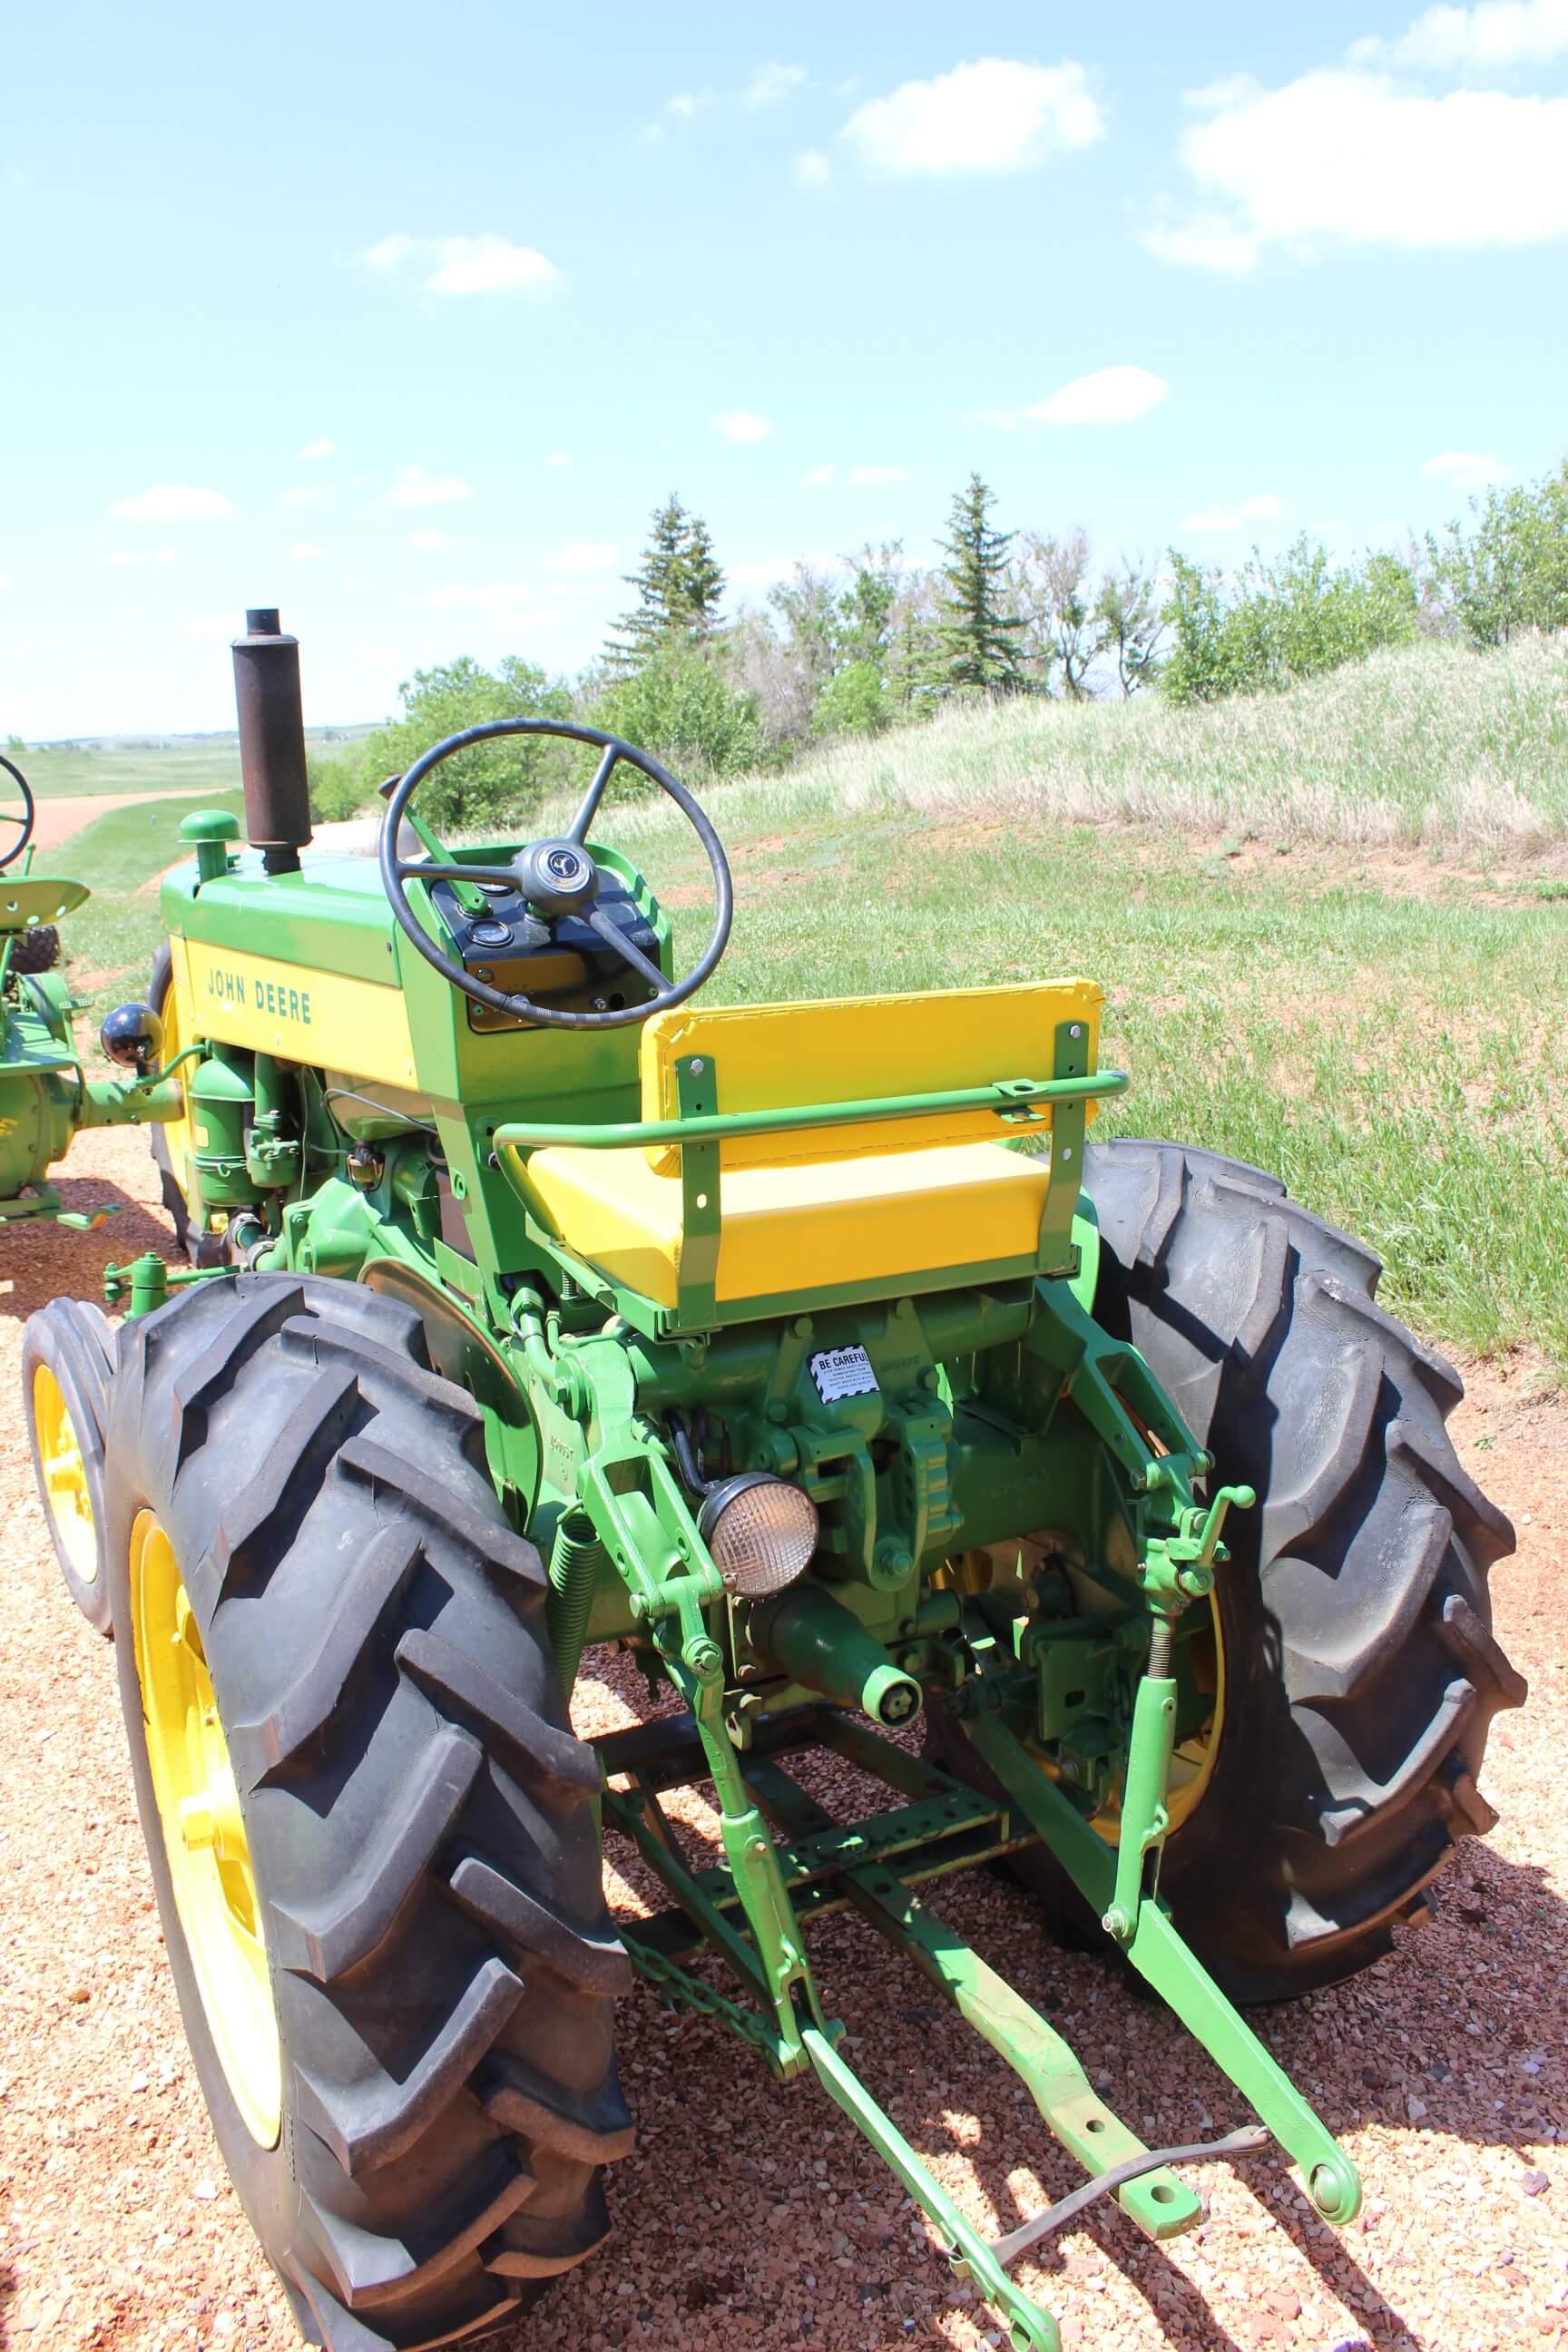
[232,607,312,873]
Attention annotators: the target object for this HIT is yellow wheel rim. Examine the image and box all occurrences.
[130,1510,282,2147]
[34,1365,97,1585]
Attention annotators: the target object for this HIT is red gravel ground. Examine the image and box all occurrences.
[2,1128,1563,2352]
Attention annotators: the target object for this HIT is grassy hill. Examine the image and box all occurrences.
[691,631,1568,853]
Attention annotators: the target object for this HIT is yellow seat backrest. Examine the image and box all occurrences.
[638,980,1102,1173]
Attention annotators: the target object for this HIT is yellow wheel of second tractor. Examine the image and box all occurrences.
[22,1298,117,1635]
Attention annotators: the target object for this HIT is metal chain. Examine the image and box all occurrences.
[622,1938,783,2061]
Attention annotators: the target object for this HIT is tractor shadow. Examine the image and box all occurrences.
[566,1648,1565,2352]
[0,1171,175,1326]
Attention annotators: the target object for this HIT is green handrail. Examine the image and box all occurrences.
[494,1069,1128,1155]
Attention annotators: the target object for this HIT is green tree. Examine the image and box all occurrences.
[358,655,573,830]
[605,494,726,669]
[814,659,894,739]
[1161,538,1417,705]
[933,473,1025,693]
[1426,464,1568,647]
[1094,563,1163,696]
[590,652,760,782]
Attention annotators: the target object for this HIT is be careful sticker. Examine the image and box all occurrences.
[809,1346,879,1404]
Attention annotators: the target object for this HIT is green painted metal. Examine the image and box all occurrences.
[494,1067,1126,1152]
[746,1753,1201,2241]
[965,1710,1362,2225]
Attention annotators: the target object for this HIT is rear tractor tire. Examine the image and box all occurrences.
[1088,1139,1524,1999]
[103,1272,632,2350]
[23,1297,117,1636]
[937,1140,1524,2004]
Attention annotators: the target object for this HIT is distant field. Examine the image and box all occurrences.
[13,727,369,799]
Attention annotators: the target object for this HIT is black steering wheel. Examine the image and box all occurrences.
[378,718,732,1031]
[0,753,35,872]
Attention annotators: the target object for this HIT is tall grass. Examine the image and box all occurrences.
[616,632,1568,853]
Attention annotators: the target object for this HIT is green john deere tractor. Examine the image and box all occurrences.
[27,610,1523,2352]
[1,749,185,1236]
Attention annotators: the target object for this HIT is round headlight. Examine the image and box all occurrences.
[698,1474,818,1598]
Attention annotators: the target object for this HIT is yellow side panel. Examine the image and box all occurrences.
[178,938,418,1089]
[639,980,1102,1172]
[160,939,201,1205]
[522,1138,1054,1309]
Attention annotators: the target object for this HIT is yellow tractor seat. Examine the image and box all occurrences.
[514,981,1103,1315]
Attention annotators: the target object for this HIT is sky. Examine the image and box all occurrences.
[3,0,1566,739]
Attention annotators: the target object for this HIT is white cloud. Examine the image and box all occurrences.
[1146,65,1568,269]
[847,464,910,484]
[408,528,456,551]
[298,436,334,461]
[746,62,807,105]
[104,547,174,568]
[1142,213,1261,273]
[367,232,556,296]
[842,58,1102,176]
[544,542,619,572]
[1180,493,1283,532]
[711,409,773,444]
[667,91,711,120]
[1423,448,1512,485]
[289,540,328,562]
[1351,0,1568,69]
[985,364,1169,429]
[280,485,327,509]
[388,466,474,507]
[544,450,573,468]
[109,484,232,523]
[633,122,666,148]
[802,463,836,485]
[794,149,833,184]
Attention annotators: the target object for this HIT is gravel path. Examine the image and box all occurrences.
[2,1128,1563,2352]
[21,791,220,857]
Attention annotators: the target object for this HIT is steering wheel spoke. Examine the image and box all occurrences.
[377,718,731,1032]
[586,904,671,998]
[565,742,621,845]
[395,856,520,887]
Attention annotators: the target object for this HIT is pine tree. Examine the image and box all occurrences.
[604,495,725,669]
[933,472,1025,693]
[675,512,725,641]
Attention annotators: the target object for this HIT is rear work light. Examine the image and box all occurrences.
[697,1474,819,1598]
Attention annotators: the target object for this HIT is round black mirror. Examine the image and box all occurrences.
[101,1000,165,1076]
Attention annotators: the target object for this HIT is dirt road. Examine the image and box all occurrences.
[1,1127,1563,2352]
[19,790,219,858]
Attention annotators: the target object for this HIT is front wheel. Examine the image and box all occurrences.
[103,1272,632,2349]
